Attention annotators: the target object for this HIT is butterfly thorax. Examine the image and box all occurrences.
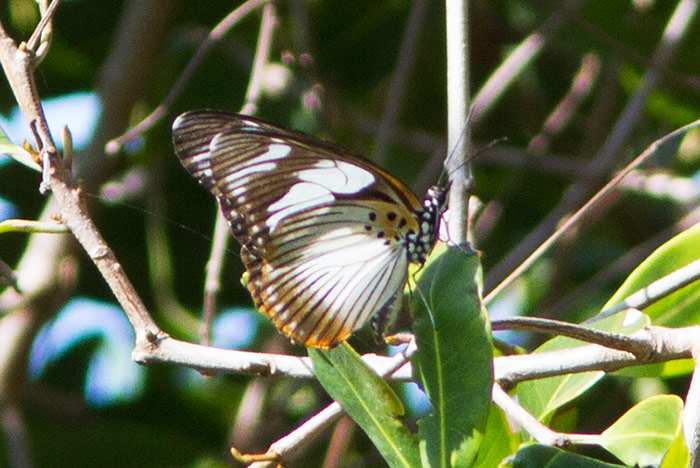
[406,184,448,264]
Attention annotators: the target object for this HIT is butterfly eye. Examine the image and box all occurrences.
[173,110,445,348]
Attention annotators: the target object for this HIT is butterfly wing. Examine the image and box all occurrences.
[173,110,424,348]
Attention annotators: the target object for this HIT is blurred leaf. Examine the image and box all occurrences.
[411,246,493,467]
[0,127,40,171]
[613,357,694,379]
[309,343,420,468]
[603,222,700,328]
[0,219,68,234]
[659,427,689,468]
[518,311,648,422]
[599,394,682,467]
[619,66,697,127]
[513,444,626,468]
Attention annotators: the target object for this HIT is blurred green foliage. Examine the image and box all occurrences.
[1,0,700,466]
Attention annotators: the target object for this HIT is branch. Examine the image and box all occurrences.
[471,0,586,126]
[494,325,696,386]
[492,316,652,357]
[126,322,699,393]
[445,0,471,245]
[0,404,32,468]
[0,3,163,346]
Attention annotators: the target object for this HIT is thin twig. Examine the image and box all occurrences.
[374,0,428,166]
[492,384,568,447]
[528,53,600,155]
[322,416,354,468]
[544,207,700,318]
[240,340,419,467]
[591,257,700,323]
[484,0,699,298]
[105,0,268,154]
[0,404,32,468]
[230,379,267,448]
[241,2,277,116]
[201,212,230,345]
[200,2,277,345]
[485,117,700,305]
[0,219,68,234]
[619,170,700,204]
[471,0,586,126]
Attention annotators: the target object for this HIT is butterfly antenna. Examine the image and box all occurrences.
[442,136,509,188]
[439,105,477,187]
[81,192,238,256]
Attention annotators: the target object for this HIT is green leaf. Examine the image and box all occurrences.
[471,405,519,468]
[513,444,627,468]
[517,312,648,422]
[599,394,683,467]
[407,241,448,290]
[309,343,420,468]
[603,222,700,328]
[659,427,689,468]
[602,223,700,378]
[0,128,40,172]
[411,246,493,468]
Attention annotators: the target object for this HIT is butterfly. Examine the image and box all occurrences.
[172,110,448,348]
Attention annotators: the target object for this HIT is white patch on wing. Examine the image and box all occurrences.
[266,182,334,230]
[225,162,277,184]
[295,233,406,338]
[263,143,292,159]
[229,144,290,179]
[212,141,291,191]
[310,233,391,265]
[318,227,354,240]
[297,160,375,194]
[264,160,375,234]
